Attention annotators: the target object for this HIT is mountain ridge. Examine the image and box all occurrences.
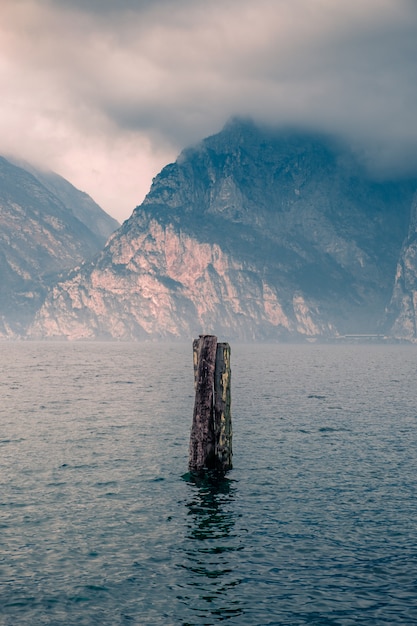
[27,119,417,341]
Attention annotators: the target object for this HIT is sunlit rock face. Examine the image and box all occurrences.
[30,214,328,340]
[30,119,417,341]
[385,194,417,341]
[0,156,119,337]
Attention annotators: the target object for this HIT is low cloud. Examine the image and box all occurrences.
[1,0,417,220]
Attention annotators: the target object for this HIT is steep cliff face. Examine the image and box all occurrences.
[385,194,417,340]
[30,212,332,340]
[0,156,119,336]
[29,119,417,341]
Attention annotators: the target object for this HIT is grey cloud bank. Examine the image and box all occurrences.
[1,0,416,221]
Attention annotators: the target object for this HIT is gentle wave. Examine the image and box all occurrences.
[1,342,417,624]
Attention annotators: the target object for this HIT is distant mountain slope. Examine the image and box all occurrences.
[29,119,417,341]
[0,156,119,336]
[22,164,119,240]
[384,193,417,340]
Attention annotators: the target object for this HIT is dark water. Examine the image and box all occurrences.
[1,342,417,625]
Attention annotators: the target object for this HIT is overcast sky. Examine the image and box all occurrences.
[1,0,417,222]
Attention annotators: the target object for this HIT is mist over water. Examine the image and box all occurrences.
[1,342,417,625]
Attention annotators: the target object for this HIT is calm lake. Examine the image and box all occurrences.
[1,342,417,625]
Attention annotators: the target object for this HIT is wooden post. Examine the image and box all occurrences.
[189,335,218,472]
[192,338,199,389]
[189,335,232,473]
[214,342,232,471]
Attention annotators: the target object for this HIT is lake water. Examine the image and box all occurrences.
[1,342,417,625]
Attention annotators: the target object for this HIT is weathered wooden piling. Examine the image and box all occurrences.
[189,335,232,473]
[214,342,232,471]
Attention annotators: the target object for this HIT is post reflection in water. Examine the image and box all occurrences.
[179,472,244,623]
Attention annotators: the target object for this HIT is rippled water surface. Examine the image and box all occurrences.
[1,342,417,625]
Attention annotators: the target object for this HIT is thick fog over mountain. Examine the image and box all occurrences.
[1,0,416,221]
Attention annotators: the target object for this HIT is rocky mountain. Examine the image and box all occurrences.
[384,192,417,340]
[19,163,119,241]
[0,156,119,337]
[28,119,417,341]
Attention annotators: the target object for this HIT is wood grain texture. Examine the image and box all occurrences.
[189,335,218,472]
[214,342,232,471]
